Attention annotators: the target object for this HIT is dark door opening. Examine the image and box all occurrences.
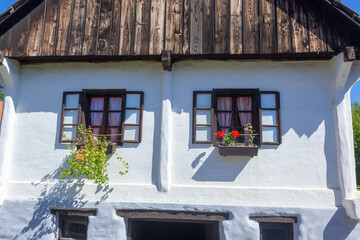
[131,220,219,240]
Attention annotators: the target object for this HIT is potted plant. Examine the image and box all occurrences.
[216,123,258,157]
[59,125,129,184]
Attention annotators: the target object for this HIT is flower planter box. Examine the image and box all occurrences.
[76,142,117,155]
[218,144,258,157]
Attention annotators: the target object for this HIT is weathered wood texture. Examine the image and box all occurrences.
[0,0,360,58]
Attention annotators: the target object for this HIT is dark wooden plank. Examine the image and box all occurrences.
[82,0,101,55]
[203,0,214,54]
[97,0,113,55]
[56,0,73,56]
[9,14,30,57]
[165,0,183,54]
[230,0,242,54]
[69,0,86,55]
[26,1,46,56]
[291,0,309,53]
[111,0,122,55]
[42,0,60,56]
[149,0,165,55]
[119,0,136,55]
[0,30,11,56]
[190,0,203,54]
[307,0,327,53]
[134,0,151,55]
[243,0,259,54]
[259,0,276,54]
[183,0,191,54]
[214,0,229,53]
[276,0,292,53]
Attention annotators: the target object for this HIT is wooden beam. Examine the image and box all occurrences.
[344,46,356,62]
[117,209,230,221]
[161,49,172,71]
[250,216,298,223]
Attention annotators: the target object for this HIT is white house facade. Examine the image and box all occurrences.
[0,0,360,239]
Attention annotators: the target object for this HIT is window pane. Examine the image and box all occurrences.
[261,94,276,109]
[262,127,278,142]
[126,94,141,108]
[263,228,287,240]
[90,112,103,126]
[217,112,232,127]
[109,97,122,110]
[262,110,277,125]
[62,126,77,141]
[124,126,139,141]
[196,94,211,108]
[109,127,120,142]
[65,94,79,108]
[125,110,139,124]
[196,126,212,142]
[62,220,87,238]
[90,97,105,110]
[237,97,252,111]
[196,110,211,125]
[64,110,78,124]
[217,97,232,111]
[108,112,121,126]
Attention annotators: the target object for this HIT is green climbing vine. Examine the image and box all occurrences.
[59,125,128,184]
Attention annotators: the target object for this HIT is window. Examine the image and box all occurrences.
[250,216,297,240]
[51,208,97,240]
[60,90,144,144]
[193,89,281,145]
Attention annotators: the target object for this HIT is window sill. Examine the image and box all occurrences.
[217,144,258,157]
[76,142,117,155]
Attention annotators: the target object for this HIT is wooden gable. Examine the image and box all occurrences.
[0,0,359,60]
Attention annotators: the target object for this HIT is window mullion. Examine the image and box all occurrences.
[232,96,238,132]
[103,95,110,137]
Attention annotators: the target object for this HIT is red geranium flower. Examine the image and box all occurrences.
[232,131,240,138]
[217,131,224,139]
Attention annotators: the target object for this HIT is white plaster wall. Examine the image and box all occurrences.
[1,60,344,207]
[171,60,338,189]
[1,200,360,240]
[11,61,163,185]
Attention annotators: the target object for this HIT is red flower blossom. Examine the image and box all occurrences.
[231,131,240,138]
[217,131,224,139]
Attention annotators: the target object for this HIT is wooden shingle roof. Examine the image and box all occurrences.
[0,0,359,61]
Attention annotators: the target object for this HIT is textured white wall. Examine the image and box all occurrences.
[0,59,360,239]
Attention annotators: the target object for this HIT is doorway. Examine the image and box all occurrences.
[130,220,219,240]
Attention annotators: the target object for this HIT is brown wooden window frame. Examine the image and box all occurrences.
[60,90,144,145]
[193,89,281,146]
[193,91,214,144]
[259,91,282,145]
[250,216,297,240]
[213,88,261,146]
[59,92,83,144]
[51,208,97,240]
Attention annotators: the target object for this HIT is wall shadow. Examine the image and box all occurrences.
[323,208,357,240]
[192,150,251,182]
[12,160,113,239]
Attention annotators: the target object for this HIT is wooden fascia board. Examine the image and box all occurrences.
[0,0,44,36]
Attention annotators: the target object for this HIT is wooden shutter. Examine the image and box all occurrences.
[122,91,144,143]
[59,92,82,143]
[193,91,213,144]
[259,91,281,145]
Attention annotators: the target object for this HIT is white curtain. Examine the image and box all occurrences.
[108,97,122,141]
[109,97,122,110]
[217,97,232,134]
[237,97,252,142]
[90,97,104,135]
